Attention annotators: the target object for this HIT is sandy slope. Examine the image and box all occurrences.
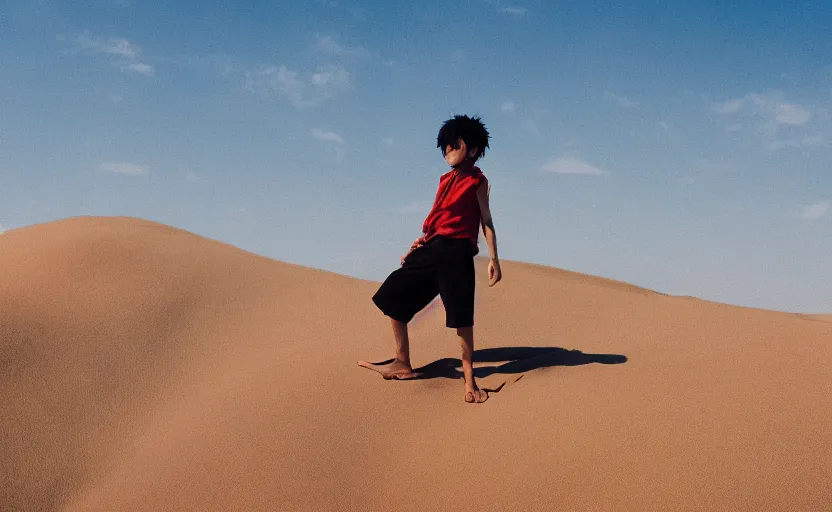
[1,216,830,511]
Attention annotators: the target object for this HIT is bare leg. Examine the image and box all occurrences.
[357,318,419,379]
[391,318,411,368]
[457,326,487,403]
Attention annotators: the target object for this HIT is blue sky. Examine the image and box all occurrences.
[1,0,830,313]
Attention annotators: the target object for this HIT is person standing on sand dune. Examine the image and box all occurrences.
[359,114,502,404]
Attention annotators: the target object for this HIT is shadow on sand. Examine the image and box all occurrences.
[373,347,628,382]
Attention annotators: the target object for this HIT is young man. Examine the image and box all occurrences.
[359,114,502,404]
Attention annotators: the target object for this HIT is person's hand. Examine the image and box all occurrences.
[401,237,426,265]
[488,259,502,286]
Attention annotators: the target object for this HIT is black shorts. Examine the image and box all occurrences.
[372,236,476,328]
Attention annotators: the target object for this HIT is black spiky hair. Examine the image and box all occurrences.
[436,114,490,161]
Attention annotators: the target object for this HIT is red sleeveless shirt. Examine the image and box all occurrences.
[422,166,488,255]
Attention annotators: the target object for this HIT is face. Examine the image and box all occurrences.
[444,137,477,168]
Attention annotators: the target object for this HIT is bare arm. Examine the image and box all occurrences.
[477,181,499,262]
[477,182,502,286]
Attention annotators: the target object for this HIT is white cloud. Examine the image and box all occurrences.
[312,129,345,160]
[713,91,822,151]
[766,134,827,151]
[261,66,306,103]
[74,31,154,77]
[774,103,811,125]
[315,35,369,58]
[382,137,394,145]
[714,92,812,126]
[713,98,745,114]
[604,91,638,109]
[101,161,148,176]
[312,129,344,145]
[126,63,154,76]
[542,157,607,175]
[311,65,349,88]
[77,31,140,58]
[799,202,830,220]
[247,65,349,108]
[502,7,527,15]
[748,93,812,126]
[315,35,344,54]
[500,101,516,113]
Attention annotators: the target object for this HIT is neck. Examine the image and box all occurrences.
[453,160,476,173]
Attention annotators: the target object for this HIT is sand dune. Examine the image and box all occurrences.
[1,216,830,511]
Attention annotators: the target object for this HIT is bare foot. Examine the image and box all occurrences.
[357,358,421,380]
[465,386,488,403]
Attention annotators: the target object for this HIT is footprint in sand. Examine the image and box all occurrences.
[357,347,627,401]
[357,359,494,403]
[356,359,423,380]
